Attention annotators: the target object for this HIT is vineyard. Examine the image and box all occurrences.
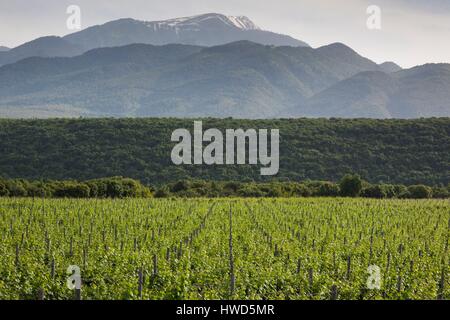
[0,197,448,300]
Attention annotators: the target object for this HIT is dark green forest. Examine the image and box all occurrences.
[0,118,448,186]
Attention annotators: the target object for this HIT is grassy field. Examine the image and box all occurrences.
[0,197,448,300]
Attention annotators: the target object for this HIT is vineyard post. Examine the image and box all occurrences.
[83,247,87,269]
[75,288,81,300]
[386,252,391,274]
[37,288,45,300]
[409,260,414,274]
[50,257,55,280]
[296,258,301,274]
[308,267,314,297]
[369,231,374,263]
[138,267,143,299]
[15,243,20,268]
[330,285,338,300]
[178,241,183,260]
[396,274,402,293]
[437,268,445,300]
[46,237,51,254]
[153,255,158,276]
[229,205,235,298]
[166,247,170,261]
[346,255,352,280]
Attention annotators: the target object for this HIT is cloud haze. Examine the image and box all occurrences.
[0,0,449,67]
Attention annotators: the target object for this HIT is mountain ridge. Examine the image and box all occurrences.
[0,13,308,67]
[0,41,447,119]
[64,13,308,50]
[300,63,450,118]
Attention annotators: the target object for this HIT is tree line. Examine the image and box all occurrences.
[0,175,447,199]
[156,174,449,199]
[0,177,151,199]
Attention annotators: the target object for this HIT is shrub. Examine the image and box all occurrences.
[316,182,340,197]
[432,186,449,199]
[6,180,27,197]
[25,182,48,198]
[0,181,9,196]
[339,174,363,197]
[54,182,90,198]
[155,187,170,198]
[362,185,387,199]
[407,185,432,199]
[292,183,312,197]
[171,180,190,193]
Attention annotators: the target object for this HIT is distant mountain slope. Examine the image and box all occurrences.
[0,36,85,66]
[0,46,9,52]
[299,64,450,118]
[0,41,394,118]
[301,71,400,118]
[0,41,448,119]
[64,13,308,49]
[0,13,308,67]
[379,61,402,73]
[316,43,380,75]
[389,64,450,118]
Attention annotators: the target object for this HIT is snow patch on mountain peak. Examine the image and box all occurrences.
[144,13,260,31]
[225,15,260,30]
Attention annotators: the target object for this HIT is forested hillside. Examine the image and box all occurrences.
[4,41,449,119]
[0,118,448,186]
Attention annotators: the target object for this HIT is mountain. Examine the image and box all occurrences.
[0,46,9,52]
[0,41,392,118]
[0,36,85,66]
[0,14,308,67]
[64,13,308,49]
[316,43,380,75]
[389,64,450,118]
[301,71,400,118]
[0,41,448,119]
[379,61,402,73]
[300,64,450,118]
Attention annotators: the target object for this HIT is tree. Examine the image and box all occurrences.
[432,186,449,199]
[154,186,170,198]
[6,180,27,197]
[106,180,123,198]
[25,182,48,198]
[339,174,362,197]
[0,180,9,197]
[54,182,90,198]
[362,185,387,198]
[171,180,190,193]
[392,184,408,198]
[408,185,432,199]
[292,183,312,197]
[316,182,340,197]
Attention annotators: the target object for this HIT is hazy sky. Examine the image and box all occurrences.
[1,0,449,68]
